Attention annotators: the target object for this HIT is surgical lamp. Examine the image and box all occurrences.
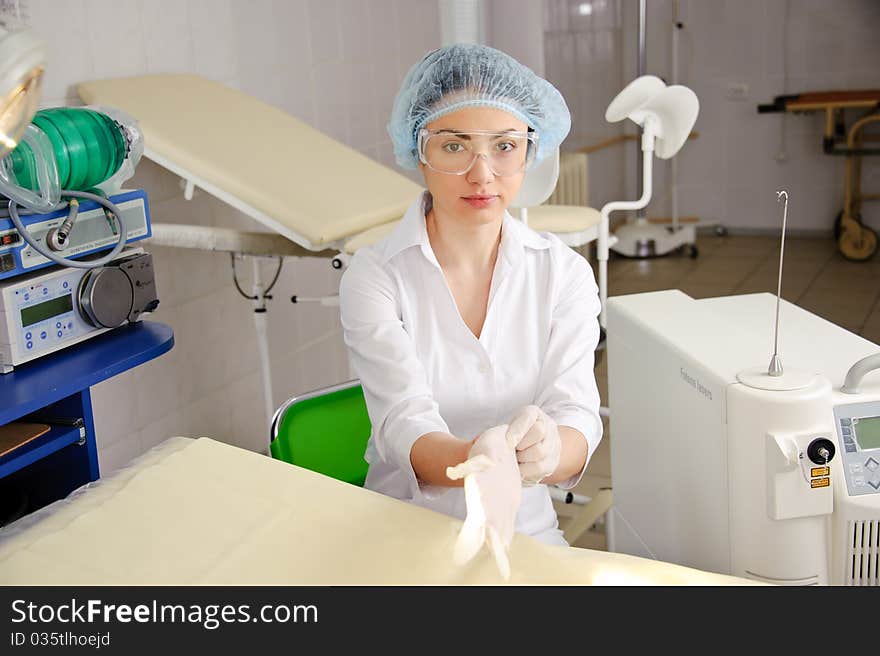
[0,16,46,159]
[600,75,699,296]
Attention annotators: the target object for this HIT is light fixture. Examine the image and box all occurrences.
[0,16,47,159]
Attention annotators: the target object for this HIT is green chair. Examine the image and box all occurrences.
[269,379,372,487]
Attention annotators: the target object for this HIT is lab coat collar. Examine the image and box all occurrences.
[380,191,437,266]
[380,191,553,268]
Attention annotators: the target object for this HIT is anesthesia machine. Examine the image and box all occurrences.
[0,20,157,372]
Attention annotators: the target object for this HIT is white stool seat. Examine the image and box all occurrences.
[524,204,603,247]
[526,204,602,232]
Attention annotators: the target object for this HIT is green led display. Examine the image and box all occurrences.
[20,294,73,328]
[854,416,880,450]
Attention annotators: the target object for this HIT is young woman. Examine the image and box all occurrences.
[339,44,602,547]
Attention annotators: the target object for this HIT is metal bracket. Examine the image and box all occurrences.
[179,177,196,200]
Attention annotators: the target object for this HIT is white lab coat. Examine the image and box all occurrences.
[339,192,603,545]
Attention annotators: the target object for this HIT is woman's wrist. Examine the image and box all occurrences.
[411,432,478,487]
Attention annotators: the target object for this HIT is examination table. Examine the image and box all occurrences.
[0,437,753,585]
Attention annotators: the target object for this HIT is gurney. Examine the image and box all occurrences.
[0,435,755,585]
[758,89,880,260]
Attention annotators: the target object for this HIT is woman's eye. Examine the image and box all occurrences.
[442,141,466,153]
[495,141,517,153]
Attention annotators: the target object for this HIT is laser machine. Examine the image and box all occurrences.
[607,193,880,585]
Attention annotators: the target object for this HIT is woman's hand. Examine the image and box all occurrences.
[505,405,562,484]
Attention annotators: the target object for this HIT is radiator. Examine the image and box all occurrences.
[546,152,589,207]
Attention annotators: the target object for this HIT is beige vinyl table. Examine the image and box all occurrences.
[77,74,422,252]
[0,437,755,585]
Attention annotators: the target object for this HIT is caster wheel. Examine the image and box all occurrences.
[839,223,877,261]
[686,244,699,259]
[714,225,728,237]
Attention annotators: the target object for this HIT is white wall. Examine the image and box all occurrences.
[21,0,440,472]
[544,0,880,233]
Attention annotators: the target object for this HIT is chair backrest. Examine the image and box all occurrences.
[269,380,371,487]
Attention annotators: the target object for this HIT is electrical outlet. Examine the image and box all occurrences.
[726,82,749,101]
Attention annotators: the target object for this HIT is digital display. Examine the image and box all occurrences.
[20,293,73,327]
[854,417,880,450]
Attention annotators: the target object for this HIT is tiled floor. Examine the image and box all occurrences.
[559,232,880,550]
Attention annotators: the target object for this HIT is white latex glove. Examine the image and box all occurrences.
[505,405,562,485]
[446,424,521,579]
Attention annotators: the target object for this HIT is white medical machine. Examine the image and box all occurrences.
[0,189,151,281]
[0,246,158,372]
[608,289,880,585]
[606,198,880,584]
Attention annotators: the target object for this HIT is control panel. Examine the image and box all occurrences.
[834,401,880,496]
[0,248,158,371]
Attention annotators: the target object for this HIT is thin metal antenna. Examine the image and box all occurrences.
[768,190,789,376]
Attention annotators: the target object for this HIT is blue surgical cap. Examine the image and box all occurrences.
[388,43,571,169]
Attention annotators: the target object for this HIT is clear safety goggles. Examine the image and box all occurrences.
[417,128,538,176]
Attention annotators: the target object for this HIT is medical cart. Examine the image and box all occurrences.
[0,320,173,525]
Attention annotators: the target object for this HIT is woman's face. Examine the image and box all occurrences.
[419,106,528,226]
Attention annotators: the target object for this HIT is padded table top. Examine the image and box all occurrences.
[77,74,422,249]
[0,436,754,585]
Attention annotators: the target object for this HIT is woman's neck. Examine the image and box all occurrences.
[425,204,503,274]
